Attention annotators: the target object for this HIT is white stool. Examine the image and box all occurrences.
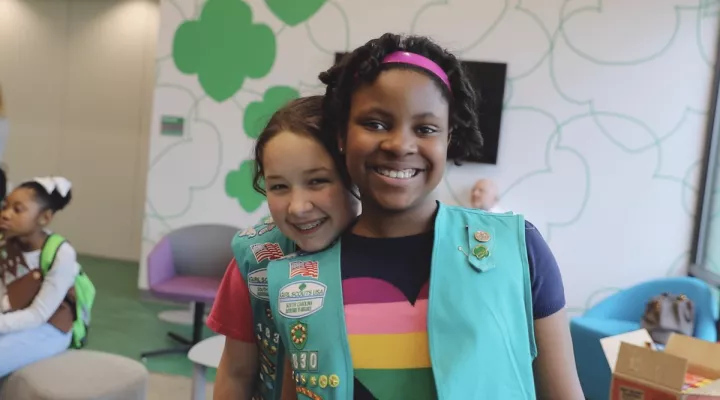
[1,350,148,400]
[188,335,224,400]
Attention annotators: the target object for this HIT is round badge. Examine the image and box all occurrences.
[318,375,328,388]
[474,230,491,242]
[329,374,340,388]
[290,322,308,350]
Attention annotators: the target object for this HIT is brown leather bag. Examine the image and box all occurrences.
[641,293,695,345]
[0,236,73,333]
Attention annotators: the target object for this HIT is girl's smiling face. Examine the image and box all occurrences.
[344,68,450,214]
[263,131,358,252]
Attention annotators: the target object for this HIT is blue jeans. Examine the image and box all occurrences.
[0,323,72,377]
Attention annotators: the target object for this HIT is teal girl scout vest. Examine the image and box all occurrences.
[266,203,538,399]
[232,217,295,400]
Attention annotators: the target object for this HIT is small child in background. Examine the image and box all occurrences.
[0,177,78,377]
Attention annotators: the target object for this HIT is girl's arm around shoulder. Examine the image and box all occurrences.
[0,242,79,333]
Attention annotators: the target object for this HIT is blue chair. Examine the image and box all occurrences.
[571,277,719,400]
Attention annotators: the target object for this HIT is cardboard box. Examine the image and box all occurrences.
[602,329,720,399]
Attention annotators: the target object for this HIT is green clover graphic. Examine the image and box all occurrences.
[225,160,266,212]
[265,0,327,26]
[173,0,276,102]
[243,86,300,139]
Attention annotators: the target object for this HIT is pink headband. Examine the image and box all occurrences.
[381,51,451,91]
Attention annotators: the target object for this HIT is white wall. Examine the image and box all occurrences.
[0,0,159,260]
[143,0,718,313]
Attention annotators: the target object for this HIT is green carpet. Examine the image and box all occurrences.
[79,254,217,381]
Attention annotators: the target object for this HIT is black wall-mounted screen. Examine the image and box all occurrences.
[334,53,507,164]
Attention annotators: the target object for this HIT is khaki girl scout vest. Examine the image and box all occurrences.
[232,217,295,400]
[267,203,538,399]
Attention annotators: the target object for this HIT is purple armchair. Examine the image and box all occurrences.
[140,224,237,359]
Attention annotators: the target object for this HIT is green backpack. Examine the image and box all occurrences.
[40,234,96,349]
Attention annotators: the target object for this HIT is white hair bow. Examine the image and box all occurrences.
[33,176,72,197]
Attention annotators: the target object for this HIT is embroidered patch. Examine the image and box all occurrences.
[296,386,323,400]
[260,361,276,377]
[278,281,327,319]
[292,351,317,371]
[289,260,319,279]
[251,242,284,262]
[308,351,319,372]
[238,226,257,238]
[257,223,276,236]
[259,352,276,375]
[290,321,308,350]
[247,269,269,300]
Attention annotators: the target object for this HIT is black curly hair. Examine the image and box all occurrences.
[252,95,353,195]
[318,33,483,165]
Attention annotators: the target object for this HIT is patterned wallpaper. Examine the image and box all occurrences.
[142,0,720,315]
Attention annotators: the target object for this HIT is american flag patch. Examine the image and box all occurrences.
[250,243,284,262]
[289,261,319,279]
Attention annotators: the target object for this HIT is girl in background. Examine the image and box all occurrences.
[208,96,358,399]
[0,177,76,377]
[268,33,584,399]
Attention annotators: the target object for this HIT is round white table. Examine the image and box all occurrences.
[158,302,208,325]
[188,335,225,400]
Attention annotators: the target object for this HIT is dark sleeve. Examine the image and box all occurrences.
[525,220,566,319]
[0,168,5,200]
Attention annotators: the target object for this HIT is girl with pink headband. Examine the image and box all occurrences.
[265,33,584,399]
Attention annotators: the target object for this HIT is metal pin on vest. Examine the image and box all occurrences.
[458,230,492,259]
